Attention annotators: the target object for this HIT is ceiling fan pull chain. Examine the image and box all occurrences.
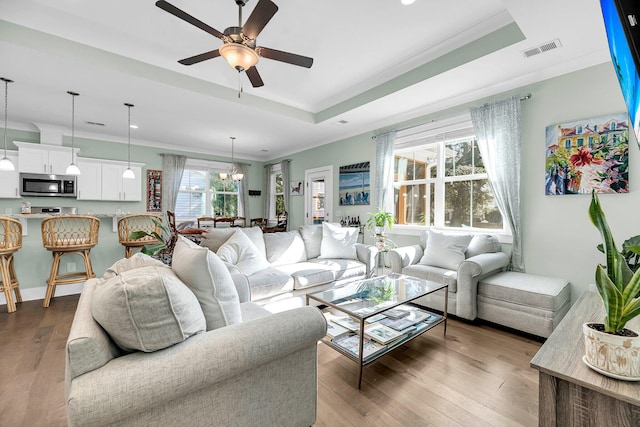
[238,71,243,98]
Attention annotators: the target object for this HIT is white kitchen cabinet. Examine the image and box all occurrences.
[16,143,75,175]
[101,163,142,201]
[76,159,102,200]
[0,153,20,198]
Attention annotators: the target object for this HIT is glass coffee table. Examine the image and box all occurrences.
[306,273,447,388]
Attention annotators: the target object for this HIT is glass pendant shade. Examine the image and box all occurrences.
[219,43,259,71]
[1,77,15,172]
[66,91,81,175]
[122,167,135,179]
[0,156,15,171]
[66,163,81,175]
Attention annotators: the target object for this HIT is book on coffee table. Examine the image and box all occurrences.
[334,335,387,360]
[382,308,410,319]
[364,323,405,344]
[379,316,416,331]
[325,320,352,341]
[332,316,361,331]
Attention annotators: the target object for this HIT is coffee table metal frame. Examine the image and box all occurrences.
[306,273,448,389]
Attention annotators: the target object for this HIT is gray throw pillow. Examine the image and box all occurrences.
[419,229,473,270]
[91,265,206,352]
[172,237,242,330]
[263,230,308,266]
[465,234,501,258]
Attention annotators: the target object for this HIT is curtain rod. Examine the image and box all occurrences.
[264,159,291,168]
[372,93,532,140]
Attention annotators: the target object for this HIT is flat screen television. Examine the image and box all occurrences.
[600,0,640,147]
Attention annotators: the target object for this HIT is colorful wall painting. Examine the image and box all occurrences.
[545,113,629,195]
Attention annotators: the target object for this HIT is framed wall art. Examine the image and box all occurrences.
[339,161,370,205]
[290,181,303,196]
[545,113,629,195]
[147,169,162,212]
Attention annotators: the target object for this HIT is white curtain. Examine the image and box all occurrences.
[374,131,396,215]
[280,160,290,230]
[237,162,250,220]
[264,164,273,221]
[470,96,524,272]
[161,154,186,215]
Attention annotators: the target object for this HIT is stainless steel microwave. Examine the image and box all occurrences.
[20,173,77,198]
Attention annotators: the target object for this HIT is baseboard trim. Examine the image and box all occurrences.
[0,283,85,306]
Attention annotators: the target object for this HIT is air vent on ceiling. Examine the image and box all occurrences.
[85,121,105,127]
[522,38,562,58]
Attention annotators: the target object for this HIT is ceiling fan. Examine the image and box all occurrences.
[155,0,313,88]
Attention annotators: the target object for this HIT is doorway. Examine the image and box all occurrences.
[304,166,333,225]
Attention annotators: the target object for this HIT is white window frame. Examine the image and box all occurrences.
[269,164,283,220]
[176,158,243,221]
[392,114,511,241]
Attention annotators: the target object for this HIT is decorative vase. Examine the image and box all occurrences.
[374,233,385,251]
[583,322,640,380]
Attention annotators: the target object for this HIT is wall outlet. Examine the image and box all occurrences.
[67,262,77,272]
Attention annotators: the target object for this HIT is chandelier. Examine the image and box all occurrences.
[220,136,243,182]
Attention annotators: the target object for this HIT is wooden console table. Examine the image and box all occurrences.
[530,291,640,426]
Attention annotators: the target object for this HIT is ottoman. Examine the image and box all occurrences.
[477,271,571,338]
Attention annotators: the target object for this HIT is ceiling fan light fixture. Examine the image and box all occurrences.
[219,43,259,71]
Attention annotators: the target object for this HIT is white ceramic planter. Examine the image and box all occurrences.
[583,322,640,380]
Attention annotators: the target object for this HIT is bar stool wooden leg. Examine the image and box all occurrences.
[0,254,17,313]
[10,257,21,304]
[82,250,95,279]
[44,251,62,308]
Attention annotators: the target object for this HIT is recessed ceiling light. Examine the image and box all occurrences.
[261,149,268,152]
[129,125,139,129]
[334,119,348,125]
[401,0,416,5]
[85,121,105,127]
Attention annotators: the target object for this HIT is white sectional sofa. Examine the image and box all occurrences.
[200,223,378,303]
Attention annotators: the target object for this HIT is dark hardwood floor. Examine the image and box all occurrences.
[0,297,541,426]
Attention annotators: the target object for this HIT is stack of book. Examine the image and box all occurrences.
[324,305,442,361]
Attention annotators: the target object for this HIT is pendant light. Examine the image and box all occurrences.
[0,77,15,172]
[122,103,135,179]
[219,136,243,182]
[65,91,81,176]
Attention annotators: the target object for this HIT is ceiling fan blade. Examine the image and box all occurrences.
[156,0,225,40]
[257,47,313,68]
[245,66,265,87]
[242,0,278,40]
[178,50,221,65]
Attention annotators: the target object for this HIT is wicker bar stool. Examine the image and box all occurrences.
[41,215,100,308]
[0,217,22,313]
[117,214,161,258]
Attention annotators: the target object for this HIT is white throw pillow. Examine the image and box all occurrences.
[91,265,206,352]
[216,229,271,275]
[419,229,473,270]
[299,224,322,259]
[102,252,166,280]
[172,237,242,331]
[319,222,358,259]
[465,234,500,258]
[263,231,308,266]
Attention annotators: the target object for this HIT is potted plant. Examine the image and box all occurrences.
[129,217,177,265]
[366,208,394,251]
[584,190,640,379]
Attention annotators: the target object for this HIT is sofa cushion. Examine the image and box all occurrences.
[216,229,270,275]
[310,258,366,283]
[172,237,242,331]
[91,265,206,352]
[263,230,308,266]
[465,234,501,258]
[402,264,459,292]
[245,267,294,300]
[200,226,267,258]
[319,222,358,259]
[419,229,472,270]
[478,271,571,311]
[299,224,322,259]
[102,252,166,280]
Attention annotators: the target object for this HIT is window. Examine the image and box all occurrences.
[175,160,241,220]
[269,164,285,218]
[393,118,504,232]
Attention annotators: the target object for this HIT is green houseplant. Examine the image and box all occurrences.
[584,190,640,379]
[366,208,394,234]
[129,217,177,265]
